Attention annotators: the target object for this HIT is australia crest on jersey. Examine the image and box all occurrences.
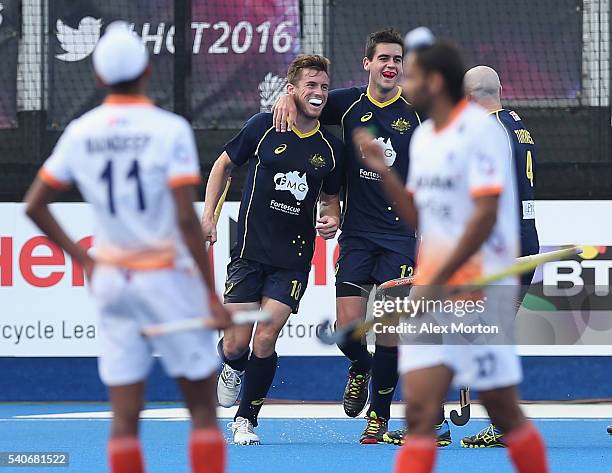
[391,117,410,134]
[309,153,326,169]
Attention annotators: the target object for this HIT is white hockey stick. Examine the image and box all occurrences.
[143,310,271,337]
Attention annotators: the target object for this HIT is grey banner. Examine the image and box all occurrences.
[47,0,299,129]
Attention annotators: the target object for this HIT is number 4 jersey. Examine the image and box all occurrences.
[38,95,202,270]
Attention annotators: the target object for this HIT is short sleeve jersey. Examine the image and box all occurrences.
[321,86,421,242]
[492,109,539,256]
[225,113,345,271]
[407,101,520,285]
[39,96,201,269]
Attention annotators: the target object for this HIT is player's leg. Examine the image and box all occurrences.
[178,375,225,473]
[144,268,227,470]
[217,256,265,407]
[216,304,257,407]
[230,266,308,444]
[108,383,146,473]
[94,267,152,473]
[336,294,373,417]
[394,364,453,473]
[230,297,293,445]
[335,236,377,417]
[480,386,548,473]
[361,250,412,443]
[461,264,537,448]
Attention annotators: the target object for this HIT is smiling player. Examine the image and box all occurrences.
[201,54,345,445]
[274,29,452,446]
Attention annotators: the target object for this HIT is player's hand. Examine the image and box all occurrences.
[272,94,297,132]
[315,215,339,240]
[352,127,387,174]
[201,216,217,245]
[208,295,233,329]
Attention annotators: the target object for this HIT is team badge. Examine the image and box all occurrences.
[274,144,287,155]
[391,117,410,134]
[309,153,326,168]
[360,112,373,122]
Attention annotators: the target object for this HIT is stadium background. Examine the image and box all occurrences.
[0,0,611,402]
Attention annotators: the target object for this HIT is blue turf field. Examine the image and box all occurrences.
[0,404,610,473]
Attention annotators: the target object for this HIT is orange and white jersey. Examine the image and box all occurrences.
[39,95,201,270]
[407,100,519,285]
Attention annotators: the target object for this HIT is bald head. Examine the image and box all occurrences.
[464,66,502,107]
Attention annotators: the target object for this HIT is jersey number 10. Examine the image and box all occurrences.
[100,160,146,214]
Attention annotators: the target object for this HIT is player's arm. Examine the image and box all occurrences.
[428,195,498,285]
[201,152,235,244]
[273,88,353,131]
[317,192,340,239]
[202,113,266,241]
[24,178,95,279]
[352,127,418,228]
[173,183,231,328]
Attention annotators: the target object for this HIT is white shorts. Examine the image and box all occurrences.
[91,266,219,386]
[398,286,522,391]
[398,344,522,391]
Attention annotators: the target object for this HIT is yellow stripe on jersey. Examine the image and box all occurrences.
[292,121,320,139]
[317,130,336,172]
[366,86,402,108]
[340,93,366,137]
[399,95,422,125]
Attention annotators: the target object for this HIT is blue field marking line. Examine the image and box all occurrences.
[1,404,611,473]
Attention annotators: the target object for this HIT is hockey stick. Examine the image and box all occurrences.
[142,309,271,337]
[373,245,583,299]
[449,387,471,426]
[317,245,583,346]
[213,177,231,224]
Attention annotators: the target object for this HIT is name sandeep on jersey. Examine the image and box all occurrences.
[86,134,151,154]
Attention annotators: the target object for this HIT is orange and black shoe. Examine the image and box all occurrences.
[359,411,388,444]
[343,368,371,418]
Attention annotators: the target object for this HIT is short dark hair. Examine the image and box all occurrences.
[365,28,404,60]
[108,76,142,94]
[413,40,466,103]
[287,54,330,85]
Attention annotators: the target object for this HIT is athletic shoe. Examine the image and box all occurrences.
[217,363,244,407]
[460,424,505,448]
[343,368,371,417]
[360,411,388,444]
[228,417,260,445]
[382,420,452,447]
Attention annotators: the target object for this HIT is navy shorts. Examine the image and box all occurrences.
[335,233,416,296]
[223,256,309,314]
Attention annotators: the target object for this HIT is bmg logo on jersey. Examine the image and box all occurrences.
[274,171,309,201]
[371,137,397,167]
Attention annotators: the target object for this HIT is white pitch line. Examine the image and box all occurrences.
[9,403,612,421]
